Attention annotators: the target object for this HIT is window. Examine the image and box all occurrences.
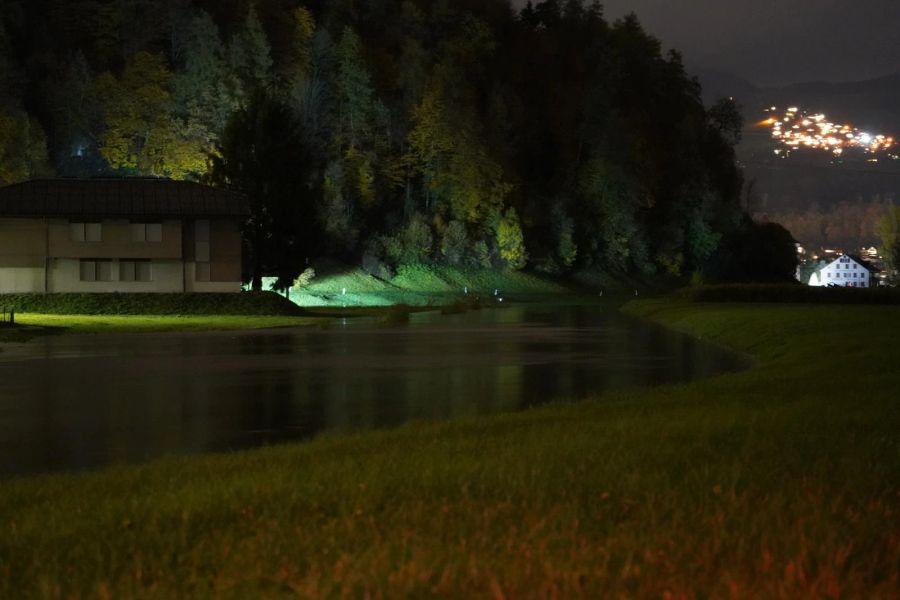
[136,261,152,282]
[853,264,858,269]
[195,219,211,282]
[131,222,162,242]
[195,262,211,282]
[80,259,112,282]
[86,223,102,242]
[120,260,152,282]
[79,260,96,282]
[120,260,135,282]
[195,219,210,262]
[97,260,113,282]
[71,222,102,242]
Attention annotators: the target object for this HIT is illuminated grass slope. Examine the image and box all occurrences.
[0,301,898,597]
[290,263,573,307]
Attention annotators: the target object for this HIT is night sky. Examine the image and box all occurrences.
[514,0,900,86]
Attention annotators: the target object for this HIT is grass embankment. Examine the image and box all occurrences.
[0,292,305,316]
[292,263,574,307]
[0,292,317,339]
[1,301,898,597]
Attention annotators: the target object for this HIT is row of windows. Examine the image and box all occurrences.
[827,271,867,279]
[80,259,153,283]
[834,262,859,269]
[70,222,163,243]
[79,260,213,283]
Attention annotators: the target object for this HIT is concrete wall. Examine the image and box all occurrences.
[183,218,242,283]
[0,267,45,293]
[183,262,241,293]
[210,220,242,283]
[48,259,185,293]
[0,218,46,268]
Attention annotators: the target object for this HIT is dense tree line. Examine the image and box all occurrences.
[757,196,893,251]
[0,0,791,286]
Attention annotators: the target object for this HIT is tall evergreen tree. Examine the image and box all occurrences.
[229,6,273,99]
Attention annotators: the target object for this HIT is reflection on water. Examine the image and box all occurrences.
[0,305,746,478]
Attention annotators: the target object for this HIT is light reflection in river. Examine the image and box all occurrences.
[0,305,747,478]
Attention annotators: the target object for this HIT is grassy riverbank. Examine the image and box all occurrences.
[8,313,324,335]
[291,263,576,307]
[0,292,318,340]
[1,300,898,597]
[0,291,305,316]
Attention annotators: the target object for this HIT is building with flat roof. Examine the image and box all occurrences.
[0,179,248,293]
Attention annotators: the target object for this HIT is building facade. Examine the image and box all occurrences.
[0,179,248,293]
[807,254,874,288]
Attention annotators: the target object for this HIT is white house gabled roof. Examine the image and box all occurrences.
[822,254,878,273]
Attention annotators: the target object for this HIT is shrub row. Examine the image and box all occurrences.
[0,292,304,316]
[678,284,900,305]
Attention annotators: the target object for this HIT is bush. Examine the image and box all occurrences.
[383,213,434,266]
[361,239,396,280]
[470,240,493,269]
[677,284,900,305]
[402,214,434,264]
[704,220,798,283]
[293,267,316,288]
[496,208,527,270]
[0,292,305,316]
[552,203,577,270]
[441,221,469,265]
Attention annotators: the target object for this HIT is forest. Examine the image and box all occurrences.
[0,0,794,287]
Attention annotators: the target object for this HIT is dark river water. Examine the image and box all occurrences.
[0,304,747,479]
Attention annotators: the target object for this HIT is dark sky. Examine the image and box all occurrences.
[513,0,900,87]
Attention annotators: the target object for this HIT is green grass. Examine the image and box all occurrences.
[0,301,898,597]
[10,313,323,334]
[0,291,304,316]
[676,283,900,304]
[292,262,574,307]
[0,292,320,340]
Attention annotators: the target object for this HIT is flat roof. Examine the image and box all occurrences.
[0,179,248,218]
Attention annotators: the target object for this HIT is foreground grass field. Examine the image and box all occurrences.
[0,301,898,597]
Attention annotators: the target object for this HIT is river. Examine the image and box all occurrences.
[0,304,747,478]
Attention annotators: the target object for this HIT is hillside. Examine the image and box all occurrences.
[696,69,900,249]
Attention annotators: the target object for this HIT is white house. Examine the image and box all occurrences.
[807,254,874,288]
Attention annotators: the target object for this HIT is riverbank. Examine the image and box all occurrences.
[290,262,578,307]
[0,293,311,341]
[0,267,588,339]
[1,300,897,597]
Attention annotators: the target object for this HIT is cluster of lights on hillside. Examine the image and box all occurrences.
[760,106,896,160]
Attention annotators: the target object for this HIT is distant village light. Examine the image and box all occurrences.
[763,106,895,156]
